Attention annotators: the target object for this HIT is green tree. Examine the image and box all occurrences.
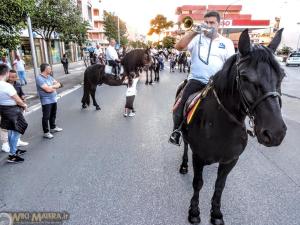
[129,40,147,49]
[31,0,89,63]
[103,11,128,46]
[162,36,176,49]
[147,14,173,38]
[0,0,34,50]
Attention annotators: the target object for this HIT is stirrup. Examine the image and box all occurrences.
[169,130,182,146]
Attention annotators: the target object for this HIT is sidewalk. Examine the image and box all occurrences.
[22,61,87,107]
[0,61,87,163]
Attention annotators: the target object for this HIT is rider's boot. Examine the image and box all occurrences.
[169,130,181,146]
[169,112,183,146]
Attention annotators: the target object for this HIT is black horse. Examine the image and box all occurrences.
[177,52,188,73]
[81,48,152,110]
[174,29,286,224]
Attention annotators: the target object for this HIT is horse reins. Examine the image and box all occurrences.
[212,53,282,137]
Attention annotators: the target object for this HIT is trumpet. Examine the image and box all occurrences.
[182,16,215,34]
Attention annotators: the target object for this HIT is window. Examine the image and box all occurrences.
[87,6,92,21]
[93,9,99,16]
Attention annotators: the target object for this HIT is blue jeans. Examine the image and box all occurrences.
[8,130,21,155]
[17,71,27,85]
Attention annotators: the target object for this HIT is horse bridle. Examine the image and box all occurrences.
[235,54,282,135]
[213,53,282,137]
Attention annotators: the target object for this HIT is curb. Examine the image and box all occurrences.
[0,84,82,166]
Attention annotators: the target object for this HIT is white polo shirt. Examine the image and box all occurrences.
[106,45,118,61]
[188,33,235,84]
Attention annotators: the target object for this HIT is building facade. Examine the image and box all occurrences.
[175,5,271,49]
[77,0,108,50]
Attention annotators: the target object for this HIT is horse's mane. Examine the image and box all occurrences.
[212,54,237,95]
[213,45,283,95]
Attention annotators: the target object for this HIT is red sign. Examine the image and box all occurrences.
[220,20,232,27]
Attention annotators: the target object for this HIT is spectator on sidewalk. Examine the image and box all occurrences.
[61,54,69,74]
[36,63,63,139]
[0,64,28,163]
[0,55,12,69]
[8,69,29,147]
[13,55,27,86]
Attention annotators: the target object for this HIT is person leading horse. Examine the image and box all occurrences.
[169,11,235,146]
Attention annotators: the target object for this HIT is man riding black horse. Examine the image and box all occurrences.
[169,11,235,146]
[105,39,121,76]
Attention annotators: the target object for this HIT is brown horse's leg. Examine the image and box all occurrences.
[149,69,153,84]
[210,159,238,225]
[179,140,188,174]
[90,87,101,110]
[188,154,205,224]
[145,69,149,85]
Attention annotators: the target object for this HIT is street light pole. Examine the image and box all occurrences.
[117,16,120,46]
[26,15,39,78]
[297,22,300,51]
[221,0,241,35]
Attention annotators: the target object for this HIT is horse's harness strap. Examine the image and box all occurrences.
[212,89,244,127]
[249,91,281,113]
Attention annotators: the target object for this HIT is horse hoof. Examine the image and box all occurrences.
[82,105,87,109]
[179,166,188,174]
[210,218,224,225]
[96,106,101,110]
[145,82,148,85]
[188,215,201,224]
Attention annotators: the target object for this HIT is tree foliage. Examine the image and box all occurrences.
[103,11,128,46]
[148,14,173,36]
[0,0,34,50]
[162,36,176,49]
[129,40,147,49]
[30,0,90,63]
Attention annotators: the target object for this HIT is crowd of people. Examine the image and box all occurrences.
[0,10,231,162]
[0,61,63,163]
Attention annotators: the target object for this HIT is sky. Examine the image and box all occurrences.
[101,0,300,47]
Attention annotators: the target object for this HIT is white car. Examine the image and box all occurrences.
[286,52,300,66]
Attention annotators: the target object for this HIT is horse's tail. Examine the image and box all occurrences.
[81,70,90,106]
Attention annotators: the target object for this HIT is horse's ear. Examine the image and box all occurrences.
[268,28,284,52]
[238,29,251,56]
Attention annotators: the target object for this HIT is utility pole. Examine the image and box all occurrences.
[297,22,300,51]
[117,16,120,47]
[26,15,39,78]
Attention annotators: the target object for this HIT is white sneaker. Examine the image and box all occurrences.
[43,132,54,139]
[17,139,29,147]
[128,112,135,117]
[1,142,10,152]
[50,127,63,133]
[123,113,128,117]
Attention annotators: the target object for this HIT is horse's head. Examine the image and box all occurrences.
[143,48,153,66]
[237,28,286,147]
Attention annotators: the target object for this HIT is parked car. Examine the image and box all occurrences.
[286,52,300,66]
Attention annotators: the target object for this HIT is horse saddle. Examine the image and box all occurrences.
[104,65,124,75]
[173,81,212,125]
[185,85,212,124]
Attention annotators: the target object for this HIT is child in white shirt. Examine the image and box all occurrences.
[124,75,139,117]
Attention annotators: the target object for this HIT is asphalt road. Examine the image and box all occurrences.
[0,66,299,225]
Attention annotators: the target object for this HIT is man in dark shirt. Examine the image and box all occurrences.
[8,70,25,100]
[7,69,28,147]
